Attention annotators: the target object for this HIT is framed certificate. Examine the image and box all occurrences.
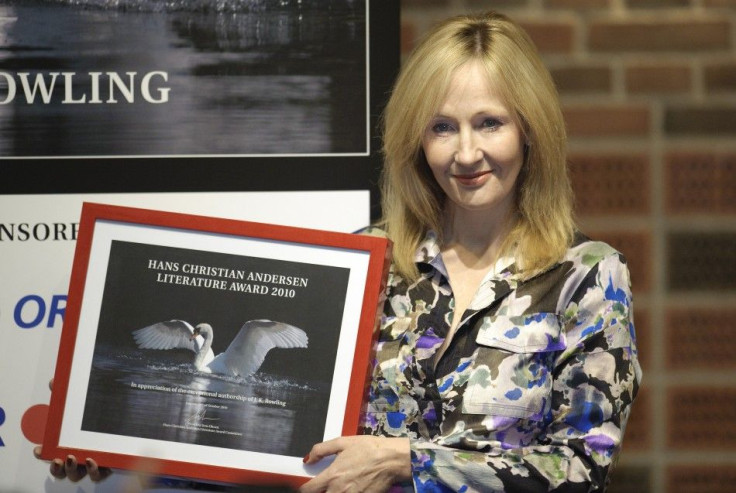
[41,202,391,487]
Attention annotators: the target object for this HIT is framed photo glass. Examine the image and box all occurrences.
[42,202,391,487]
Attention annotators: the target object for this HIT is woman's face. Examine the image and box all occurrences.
[422,60,525,221]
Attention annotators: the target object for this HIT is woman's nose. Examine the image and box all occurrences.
[454,129,483,165]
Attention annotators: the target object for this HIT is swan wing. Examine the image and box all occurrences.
[218,319,308,377]
[132,320,200,353]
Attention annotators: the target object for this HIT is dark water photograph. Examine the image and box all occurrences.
[83,343,329,457]
[0,0,368,157]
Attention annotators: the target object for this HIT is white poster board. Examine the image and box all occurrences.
[0,191,370,493]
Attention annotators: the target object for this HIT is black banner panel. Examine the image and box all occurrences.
[0,0,398,216]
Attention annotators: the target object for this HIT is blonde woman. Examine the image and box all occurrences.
[302,11,641,492]
[39,11,640,493]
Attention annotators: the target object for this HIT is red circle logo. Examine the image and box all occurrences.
[21,404,49,444]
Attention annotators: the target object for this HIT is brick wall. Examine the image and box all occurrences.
[400,1,736,492]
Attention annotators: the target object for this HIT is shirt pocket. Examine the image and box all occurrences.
[462,312,566,419]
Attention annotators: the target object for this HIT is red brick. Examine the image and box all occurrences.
[705,62,736,93]
[623,385,652,451]
[665,106,736,136]
[587,230,653,293]
[667,465,736,493]
[666,307,736,369]
[570,154,651,215]
[626,64,691,94]
[564,106,650,137]
[570,154,651,214]
[589,19,730,52]
[519,21,576,54]
[667,232,736,291]
[665,152,736,214]
[608,465,652,493]
[632,308,650,371]
[551,65,612,94]
[667,387,736,450]
[401,21,417,55]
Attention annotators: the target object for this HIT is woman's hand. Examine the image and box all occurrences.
[300,436,411,493]
[33,378,112,482]
[32,447,112,483]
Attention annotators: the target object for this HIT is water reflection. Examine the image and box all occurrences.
[82,346,327,457]
[0,0,366,156]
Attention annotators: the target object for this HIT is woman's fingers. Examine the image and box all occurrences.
[32,445,71,480]
[86,458,113,482]
[37,449,111,483]
[63,455,88,482]
[38,379,109,483]
[303,436,348,464]
[50,459,66,479]
[300,436,411,493]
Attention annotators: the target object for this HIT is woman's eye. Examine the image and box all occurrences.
[431,122,453,134]
[481,118,501,130]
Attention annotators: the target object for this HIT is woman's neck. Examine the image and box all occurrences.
[433,206,516,368]
[441,206,515,268]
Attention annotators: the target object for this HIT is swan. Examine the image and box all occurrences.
[132,319,308,377]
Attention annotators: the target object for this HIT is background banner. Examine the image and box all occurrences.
[0,0,398,216]
[0,191,371,493]
[0,1,369,157]
[0,0,398,489]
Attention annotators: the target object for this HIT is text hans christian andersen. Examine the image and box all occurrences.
[147,259,309,299]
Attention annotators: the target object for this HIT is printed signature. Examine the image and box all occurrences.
[185,408,220,426]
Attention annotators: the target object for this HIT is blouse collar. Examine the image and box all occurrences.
[414,230,517,282]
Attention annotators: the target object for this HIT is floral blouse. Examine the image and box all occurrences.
[360,229,642,492]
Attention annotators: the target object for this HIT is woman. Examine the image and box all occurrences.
[301,10,641,493]
[39,11,640,492]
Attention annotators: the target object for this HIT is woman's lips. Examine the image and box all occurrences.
[452,170,492,187]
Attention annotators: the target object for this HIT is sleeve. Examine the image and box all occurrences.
[368,253,642,493]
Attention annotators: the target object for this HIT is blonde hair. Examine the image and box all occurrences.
[379,11,575,280]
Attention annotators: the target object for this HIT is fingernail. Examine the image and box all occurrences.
[85,458,93,468]
[303,454,309,463]
[66,456,74,467]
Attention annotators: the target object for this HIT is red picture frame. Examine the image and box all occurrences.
[41,202,391,488]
